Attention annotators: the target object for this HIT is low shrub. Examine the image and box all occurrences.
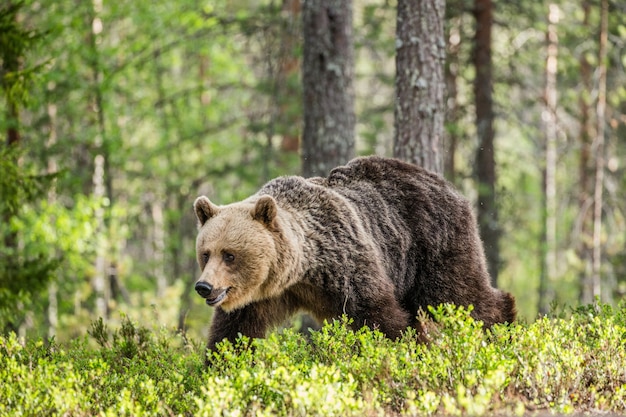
[1,302,625,416]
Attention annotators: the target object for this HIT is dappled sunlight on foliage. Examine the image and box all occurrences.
[1,303,625,416]
[1,0,625,347]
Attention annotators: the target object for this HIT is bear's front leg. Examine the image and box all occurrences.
[205,298,294,364]
[206,306,266,351]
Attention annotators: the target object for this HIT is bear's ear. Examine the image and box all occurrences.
[252,195,277,228]
[194,196,219,227]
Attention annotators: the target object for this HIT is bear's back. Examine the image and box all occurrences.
[325,156,472,255]
[257,157,472,279]
[323,157,501,321]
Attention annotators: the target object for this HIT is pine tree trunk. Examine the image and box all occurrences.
[444,13,462,182]
[472,0,500,286]
[393,0,446,175]
[577,0,595,304]
[590,0,608,302]
[2,2,20,258]
[301,0,355,177]
[279,0,301,154]
[538,4,559,315]
[153,48,171,298]
[46,99,59,340]
[6,99,19,146]
[177,191,199,333]
[3,13,20,147]
[88,0,110,320]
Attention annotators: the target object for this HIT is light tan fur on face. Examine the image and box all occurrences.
[195,197,285,311]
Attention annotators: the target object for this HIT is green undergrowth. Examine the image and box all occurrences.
[1,303,626,416]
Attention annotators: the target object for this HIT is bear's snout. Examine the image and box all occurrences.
[195,281,230,306]
[195,281,213,298]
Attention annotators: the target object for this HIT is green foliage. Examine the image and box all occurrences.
[1,304,625,416]
[2,0,625,347]
[0,146,56,330]
[1,316,203,416]
[0,1,46,108]
[0,145,102,331]
[0,146,43,219]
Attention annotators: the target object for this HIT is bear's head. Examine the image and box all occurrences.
[193,195,281,312]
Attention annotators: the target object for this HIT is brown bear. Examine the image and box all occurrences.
[193,156,515,355]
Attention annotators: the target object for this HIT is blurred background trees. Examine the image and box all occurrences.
[1,0,625,341]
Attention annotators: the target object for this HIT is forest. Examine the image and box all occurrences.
[1,0,625,346]
[2,1,626,415]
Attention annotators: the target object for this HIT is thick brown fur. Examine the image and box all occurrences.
[193,156,516,356]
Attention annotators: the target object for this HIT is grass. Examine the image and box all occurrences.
[1,302,625,416]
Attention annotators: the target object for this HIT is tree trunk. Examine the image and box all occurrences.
[87,0,110,320]
[472,0,500,286]
[444,11,462,182]
[3,14,20,148]
[393,0,446,175]
[153,48,171,298]
[1,2,21,257]
[577,0,595,304]
[46,98,59,340]
[176,186,202,334]
[590,0,608,302]
[151,201,167,297]
[279,0,302,154]
[6,96,19,146]
[538,4,559,315]
[301,0,355,177]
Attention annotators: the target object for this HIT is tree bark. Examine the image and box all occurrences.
[301,0,355,177]
[444,12,462,182]
[46,98,59,340]
[2,3,20,147]
[472,0,500,286]
[153,48,171,298]
[538,4,559,315]
[87,0,110,320]
[1,2,21,258]
[590,0,608,302]
[393,0,446,175]
[279,0,301,154]
[577,0,595,304]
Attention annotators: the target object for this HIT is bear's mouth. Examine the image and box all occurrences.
[205,288,230,306]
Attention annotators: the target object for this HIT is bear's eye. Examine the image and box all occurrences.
[222,252,235,264]
[202,253,210,264]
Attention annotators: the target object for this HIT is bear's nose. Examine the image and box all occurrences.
[195,281,213,298]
